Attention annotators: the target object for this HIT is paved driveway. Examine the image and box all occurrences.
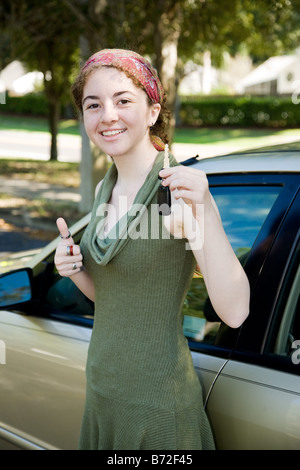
[0,129,240,162]
[0,177,78,258]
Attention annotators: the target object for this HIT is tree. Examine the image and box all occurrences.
[60,0,300,210]
[2,0,299,209]
[3,0,80,160]
[237,0,300,62]
[0,1,12,71]
[75,0,300,139]
[63,0,217,139]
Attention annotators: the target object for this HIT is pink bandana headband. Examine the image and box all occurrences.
[82,49,164,104]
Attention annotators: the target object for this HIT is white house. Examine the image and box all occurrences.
[178,52,219,95]
[0,60,43,96]
[179,64,218,95]
[236,54,300,95]
[178,53,253,96]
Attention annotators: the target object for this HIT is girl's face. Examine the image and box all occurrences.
[82,67,160,159]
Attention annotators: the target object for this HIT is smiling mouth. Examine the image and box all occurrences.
[101,129,126,137]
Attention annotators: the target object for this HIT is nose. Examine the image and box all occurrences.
[101,102,118,123]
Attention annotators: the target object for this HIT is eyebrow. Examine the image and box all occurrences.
[82,90,135,105]
[82,95,99,105]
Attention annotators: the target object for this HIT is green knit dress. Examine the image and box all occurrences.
[78,151,215,450]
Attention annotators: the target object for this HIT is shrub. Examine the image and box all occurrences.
[179,96,300,128]
[4,93,49,116]
[2,93,75,118]
[3,93,300,128]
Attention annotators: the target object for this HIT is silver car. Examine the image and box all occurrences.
[0,143,299,450]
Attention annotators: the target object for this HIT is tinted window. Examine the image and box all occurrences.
[183,185,281,343]
[272,242,300,365]
[45,275,94,318]
[39,227,94,326]
[43,268,94,326]
[274,266,300,360]
[213,186,280,256]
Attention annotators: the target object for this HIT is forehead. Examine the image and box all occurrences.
[83,67,139,95]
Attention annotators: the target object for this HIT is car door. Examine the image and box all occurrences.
[204,185,300,449]
[0,269,93,450]
[184,172,286,399]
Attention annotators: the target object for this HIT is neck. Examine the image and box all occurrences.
[112,143,158,191]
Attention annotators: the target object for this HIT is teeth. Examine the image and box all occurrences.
[102,129,125,136]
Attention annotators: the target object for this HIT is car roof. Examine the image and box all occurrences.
[183,142,300,175]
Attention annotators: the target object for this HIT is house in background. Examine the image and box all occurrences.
[0,60,43,96]
[236,53,300,95]
[179,51,218,95]
[178,52,254,96]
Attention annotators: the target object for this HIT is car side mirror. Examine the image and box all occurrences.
[0,268,32,308]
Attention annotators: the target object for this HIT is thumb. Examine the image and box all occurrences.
[56,217,74,245]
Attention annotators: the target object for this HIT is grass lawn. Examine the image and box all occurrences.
[174,126,300,147]
[0,157,81,227]
[0,114,79,135]
[0,158,79,186]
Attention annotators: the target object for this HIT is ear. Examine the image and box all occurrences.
[149,103,161,126]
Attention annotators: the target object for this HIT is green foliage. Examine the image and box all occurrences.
[2,94,76,119]
[239,0,300,62]
[179,96,300,128]
[4,93,48,116]
[4,93,300,129]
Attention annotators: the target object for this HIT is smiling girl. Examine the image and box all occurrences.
[54,49,250,450]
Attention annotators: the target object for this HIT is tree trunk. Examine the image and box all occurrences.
[202,50,212,95]
[160,37,179,144]
[79,34,97,213]
[48,100,60,161]
[79,121,109,213]
[79,120,94,213]
[154,5,182,145]
[43,72,60,162]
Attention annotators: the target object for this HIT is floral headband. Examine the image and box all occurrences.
[82,49,164,105]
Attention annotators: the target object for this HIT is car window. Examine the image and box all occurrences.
[275,266,300,360]
[43,272,94,325]
[35,226,94,326]
[183,185,281,344]
[272,245,300,364]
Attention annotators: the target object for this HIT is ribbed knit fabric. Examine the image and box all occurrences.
[78,151,215,450]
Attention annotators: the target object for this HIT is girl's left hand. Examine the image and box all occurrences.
[159,166,211,220]
[158,166,212,242]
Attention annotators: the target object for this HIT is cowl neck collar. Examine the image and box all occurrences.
[86,150,177,265]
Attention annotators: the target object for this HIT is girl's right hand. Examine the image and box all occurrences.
[54,217,83,277]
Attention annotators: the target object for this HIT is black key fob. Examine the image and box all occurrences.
[157,183,171,216]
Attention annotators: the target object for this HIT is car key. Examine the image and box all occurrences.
[158,144,171,216]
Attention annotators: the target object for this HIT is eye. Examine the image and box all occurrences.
[87,103,99,110]
[118,99,130,105]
